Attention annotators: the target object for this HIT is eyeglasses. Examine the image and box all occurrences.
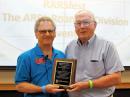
[38,29,55,34]
[74,20,94,27]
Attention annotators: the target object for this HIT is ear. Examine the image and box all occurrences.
[54,31,56,38]
[94,21,97,27]
[35,32,38,39]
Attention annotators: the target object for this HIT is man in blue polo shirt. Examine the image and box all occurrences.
[65,10,124,97]
[15,16,67,97]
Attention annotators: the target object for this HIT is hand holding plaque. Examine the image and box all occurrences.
[52,59,77,89]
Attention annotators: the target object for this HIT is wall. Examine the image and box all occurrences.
[1,70,15,83]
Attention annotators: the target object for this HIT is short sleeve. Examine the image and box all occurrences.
[15,54,31,84]
[104,42,125,74]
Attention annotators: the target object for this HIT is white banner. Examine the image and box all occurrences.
[0,0,130,66]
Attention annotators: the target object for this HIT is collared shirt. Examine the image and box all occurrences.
[65,34,124,97]
[15,44,66,97]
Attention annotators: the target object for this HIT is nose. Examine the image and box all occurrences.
[45,31,50,35]
[80,23,86,28]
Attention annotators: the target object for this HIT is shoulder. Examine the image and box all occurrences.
[17,48,34,60]
[94,35,117,55]
[66,40,77,48]
[53,48,66,58]
[16,49,34,72]
[95,35,114,47]
[68,40,77,45]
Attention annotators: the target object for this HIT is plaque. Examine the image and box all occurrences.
[52,58,77,89]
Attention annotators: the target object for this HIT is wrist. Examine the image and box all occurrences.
[41,85,46,93]
[88,80,94,89]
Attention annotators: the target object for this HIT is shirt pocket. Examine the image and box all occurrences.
[86,57,106,78]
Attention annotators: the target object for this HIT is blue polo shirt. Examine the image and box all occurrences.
[15,44,66,97]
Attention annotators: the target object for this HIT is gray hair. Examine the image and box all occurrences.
[34,16,56,33]
[75,10,96,22]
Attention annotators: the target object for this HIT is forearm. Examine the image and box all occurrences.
[67,72,121,92]
[16,82,42,93]
[93,72,121,88]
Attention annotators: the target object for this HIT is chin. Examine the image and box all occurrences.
[79,37,87,40]
[43,42,52,45]
[79,37,88,41]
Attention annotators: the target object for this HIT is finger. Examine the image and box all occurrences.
[53,88,65,92]
[69,84,76,89]
[53,85,60,88]
[67,86,78,92]
[50,84,59,89]
[67,88,77,92]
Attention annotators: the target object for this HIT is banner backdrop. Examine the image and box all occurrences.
[0,0,130,66]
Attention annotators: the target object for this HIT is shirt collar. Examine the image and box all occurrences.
[77,34,96,47]
[34,44,58,57]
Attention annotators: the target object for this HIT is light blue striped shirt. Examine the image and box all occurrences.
[65,34,124,97]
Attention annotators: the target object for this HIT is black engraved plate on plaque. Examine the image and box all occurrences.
[52,59,77,88]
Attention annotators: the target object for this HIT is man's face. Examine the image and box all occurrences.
[74,13,96,43]
[35,21,56,46]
